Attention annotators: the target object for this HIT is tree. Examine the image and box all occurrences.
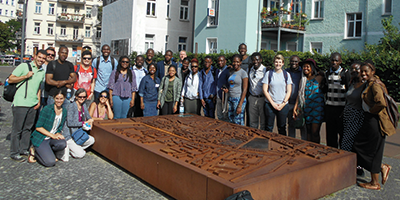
[6,19,22,51]
[0,22,14,52]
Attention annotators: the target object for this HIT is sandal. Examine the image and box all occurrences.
[27,147,36,163]
[359,182,381,190]
[381,164,392,185]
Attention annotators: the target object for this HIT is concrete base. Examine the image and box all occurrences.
[91,115,356,200]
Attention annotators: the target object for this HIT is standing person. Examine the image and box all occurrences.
[294,59,325,143]
[92,44,118,100]
[248,52,267,129]
[45,46,77,107]
[73,50,97,106]
[40,47,56,108]
[324,52,351,148]
[8,50,47,161]
[215,55,230,122]
[340,61,366,151]
[354,62,393,190]
[262,54,293,136]
[223,54,248,125]
[199,56,217,118]
[177,57,191,84]
[238,43,250,72]
[62,88,95,159]
[181,58,201,115]
[89,90,114,120]
[29,89,67,166]
[156,50,177,80]
[157,66,182,115]
[139,63,161,117]
[286,55,306,139]
[130,55,148,117]
[143,48,155,71]
[108,56,137,119]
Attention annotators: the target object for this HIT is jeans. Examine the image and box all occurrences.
[112,96,131,119]
[228,97,246,125]
[143,102,158,116]
[264,102,289,136]
[35,138,66,167]
[203,98,215,118]
[10,106,37,157]
[325,105,345,148]
[248,95,265,130]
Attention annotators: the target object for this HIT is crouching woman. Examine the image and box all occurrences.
[30,89,68,167]
[62,88,95,159]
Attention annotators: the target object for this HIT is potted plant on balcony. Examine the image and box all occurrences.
[261,7,268,19]
[272,16,279,26]
[272,8,279,16]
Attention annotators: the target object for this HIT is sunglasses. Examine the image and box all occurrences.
[47,54,55,57]
[191,65,198,68]
[77,96,87,99]
[101,95,108,98]
[121,61,130,64]
[83,57,92,60]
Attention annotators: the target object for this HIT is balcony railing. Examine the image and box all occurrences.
[57,13,85,23]
[55,34,84,43]
[58,0,85,5]
[261,7,309,31]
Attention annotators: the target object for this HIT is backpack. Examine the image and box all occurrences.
[3,63,32,102]
[375,81,400,129]
[95,56,115,70]
[267,69,288,84]
[76,64,95,77]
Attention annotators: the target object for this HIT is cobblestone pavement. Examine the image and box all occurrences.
[0,66,399,199]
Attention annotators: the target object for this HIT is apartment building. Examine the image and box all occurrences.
[24,0,103,58]
[0,0,18,22]
[102,0,194,56]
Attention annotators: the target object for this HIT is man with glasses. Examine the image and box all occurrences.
[39,47,56,108]
[73,50,97,107]
[45,46,76,107]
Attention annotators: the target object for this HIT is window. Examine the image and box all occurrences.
[206,38,217,54]
[166,0,170,18]
[85,26,90,37]
[11,0,13,5]
[73,26,79,39]
[180,0,189,20]
[146,0,156,17]
[208,0,219,26]
[5,0,8,4]
[11,11,13,16]
[34,22,40,34]
[290,0,300,20]
[0,9,2,15]
[313,0,324,19]
[145,34,155,50]
[270,42,277,52]
[5,10,7,16]
[287,42,297,52]
[310,42,322,54]
[62,6,67,14]
[0,0,2,3]
[111,39,129,56]
[86,7,92,18]
[178,37,187,51]
[48,3,54,15]
[383,0,392,15]
[165,35,168,52]
[96,27,101,38]
[263,0,279,10]
[346,13,362,38]
[47,23,54,35]
[61,25,66,36]
[35,2,41,14]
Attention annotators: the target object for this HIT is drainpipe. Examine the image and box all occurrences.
[256,0,261,52]
[277,0,282,51]
[191,0,196,53]
[364,0,368,45]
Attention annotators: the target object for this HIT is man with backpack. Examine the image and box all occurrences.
[74,50,97,106]
[92,44,118,99]
[8,50,46,162]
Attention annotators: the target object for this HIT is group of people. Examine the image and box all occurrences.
[8,43,394,190]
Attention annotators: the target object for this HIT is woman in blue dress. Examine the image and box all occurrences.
[294,59,325,143]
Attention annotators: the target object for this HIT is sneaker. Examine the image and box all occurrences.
[11,155,26,162]
[20,151,30,157]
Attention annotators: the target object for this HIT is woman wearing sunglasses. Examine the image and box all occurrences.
[108,56,137,118]
[62,88,95,160]
[73,51,97,106]
[89,90,114,120]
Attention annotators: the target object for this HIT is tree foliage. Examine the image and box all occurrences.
[0,19,22,52]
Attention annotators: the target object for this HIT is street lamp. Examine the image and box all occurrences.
[18,0,27,61]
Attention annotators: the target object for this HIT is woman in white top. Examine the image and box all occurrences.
[181,58,201,115]
[262,54,293,135]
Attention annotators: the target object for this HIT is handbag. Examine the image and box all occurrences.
[71,128,89,145]
[224,190,254,200]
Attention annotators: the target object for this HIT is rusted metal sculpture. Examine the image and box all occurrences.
[91,115,356,200]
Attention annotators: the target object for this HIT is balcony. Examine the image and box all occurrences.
[58,0,85,5]
[57,13,85,24]
[260,7,308,33]
[55,34,84,43]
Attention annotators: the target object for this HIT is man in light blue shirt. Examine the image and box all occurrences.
[131,55,148,117]
[92,44,118,99]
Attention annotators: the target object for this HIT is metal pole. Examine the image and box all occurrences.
[277,0,282,52]
[20,0,28,61]
[256,0,261,52]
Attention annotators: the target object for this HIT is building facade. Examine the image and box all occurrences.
[102,0,194,57]
[0,0,18,23]
[24,0,103,58]
[194,0,399,55]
